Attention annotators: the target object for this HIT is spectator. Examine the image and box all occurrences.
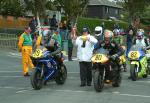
[52,30,62,46]
[126,17,140,56]
[50,14,58,31]
[68,26,75,61]
[29,16,38,39]
[18,27,34,76]
[72,27,98,87]
[44,15,50,26]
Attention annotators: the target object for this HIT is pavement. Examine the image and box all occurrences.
[0,49,150,103]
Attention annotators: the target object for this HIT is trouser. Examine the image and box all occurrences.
[22,46,34,75]
[68,47,73,60]
[126,41,132,56]
[79,61,92,84]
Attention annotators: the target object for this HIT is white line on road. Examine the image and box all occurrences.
[0,76,24,78]
[0,71,79,74]
[117,93,150,98]
[16,90,29,93]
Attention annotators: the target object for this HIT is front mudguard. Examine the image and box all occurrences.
[130,60,146,77]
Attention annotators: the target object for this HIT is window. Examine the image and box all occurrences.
[105,7,109,13]
[115,9,119,15]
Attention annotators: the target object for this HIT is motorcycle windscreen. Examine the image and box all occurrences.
[32,46,47,58]
[128,45,144,60]
[91,48,109,63]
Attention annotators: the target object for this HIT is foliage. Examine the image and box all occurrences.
[0,0,25,17]
[76,17,128,35]
[56,0,89,24]
[115,0,150,20]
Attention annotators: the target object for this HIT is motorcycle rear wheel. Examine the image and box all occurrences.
[112,70,121,87]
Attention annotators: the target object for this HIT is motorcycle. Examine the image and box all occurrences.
[119,46,127,72]
[145,49,150,75]
[128,45,148,81]
[91,48,121,92]
[30,46,67,90]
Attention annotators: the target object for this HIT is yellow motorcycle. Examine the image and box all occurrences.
[119,46,127,72]
[91,48,122,92]
[128,45,148,81]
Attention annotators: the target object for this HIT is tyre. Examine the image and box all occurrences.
[143,67,148,78]
[31,68,43,90]
[130,64,138,81]
[93,70,104,92]
[55,64,67,84]
[112,70,121,87]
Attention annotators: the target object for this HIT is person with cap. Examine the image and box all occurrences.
[18,27,34,76]
[72,27,98,87]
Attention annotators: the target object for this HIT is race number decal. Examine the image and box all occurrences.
[95,54,102,61]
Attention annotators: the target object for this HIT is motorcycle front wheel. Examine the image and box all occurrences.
[31,68,43,90]
[93,70,104,92]
[55,64,67,84]
[130,64,138,81]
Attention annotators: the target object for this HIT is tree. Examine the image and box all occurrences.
[56,0,89,25]
[0,0,25,17]
[115,0,150,20]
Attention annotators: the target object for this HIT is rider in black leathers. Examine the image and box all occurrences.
[93,30,124,82]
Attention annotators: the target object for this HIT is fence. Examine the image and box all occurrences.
[0,33,18,49]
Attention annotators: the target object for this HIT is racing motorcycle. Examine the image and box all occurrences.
[91,48,121,92]
[128,45,148,81]
[146,49,150,75]
[119,46,127,72]
[30,46,67,90]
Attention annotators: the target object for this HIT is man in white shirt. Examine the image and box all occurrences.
[72,27,98,86]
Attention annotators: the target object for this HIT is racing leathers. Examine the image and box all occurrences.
[93,41,124,81]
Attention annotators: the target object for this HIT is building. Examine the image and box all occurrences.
[87,0,122,19]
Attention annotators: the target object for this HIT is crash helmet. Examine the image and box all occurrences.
[136,29,144,40]
[95,26,103,36]
[113,29,120,36]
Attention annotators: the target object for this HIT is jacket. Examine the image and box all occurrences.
[73,34,98,62]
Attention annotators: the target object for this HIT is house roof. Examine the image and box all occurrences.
[88,0,122,8]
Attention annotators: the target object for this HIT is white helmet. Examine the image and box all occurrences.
[95,26,103,36]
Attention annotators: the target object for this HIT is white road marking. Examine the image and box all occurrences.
[0,71,22,73]
[0,86,24,90]
[0,76,24,78]
[9,52,21,57]
[136,81,150,83]
[118,93,150,98]
[16,90,29,93]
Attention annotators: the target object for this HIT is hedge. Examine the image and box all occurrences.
[77,17,129,35]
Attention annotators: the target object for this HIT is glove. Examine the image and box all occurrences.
[111,54,118,60]
[142,47,147,52]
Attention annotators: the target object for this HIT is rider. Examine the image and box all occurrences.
[113,29,127,72]
[36,29,62,67]
[113,29,123,45]
[93,30,124,83]
[133,29,149,48]
[94,26,103,41]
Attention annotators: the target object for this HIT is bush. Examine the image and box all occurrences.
[77,17,129,35]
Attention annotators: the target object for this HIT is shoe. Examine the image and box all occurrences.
[128,76,131,79]
[87,83,91,86]
[80,83,86,87]
[24,73,30,77]
[124,69,127,72]
[68,59,73,61]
